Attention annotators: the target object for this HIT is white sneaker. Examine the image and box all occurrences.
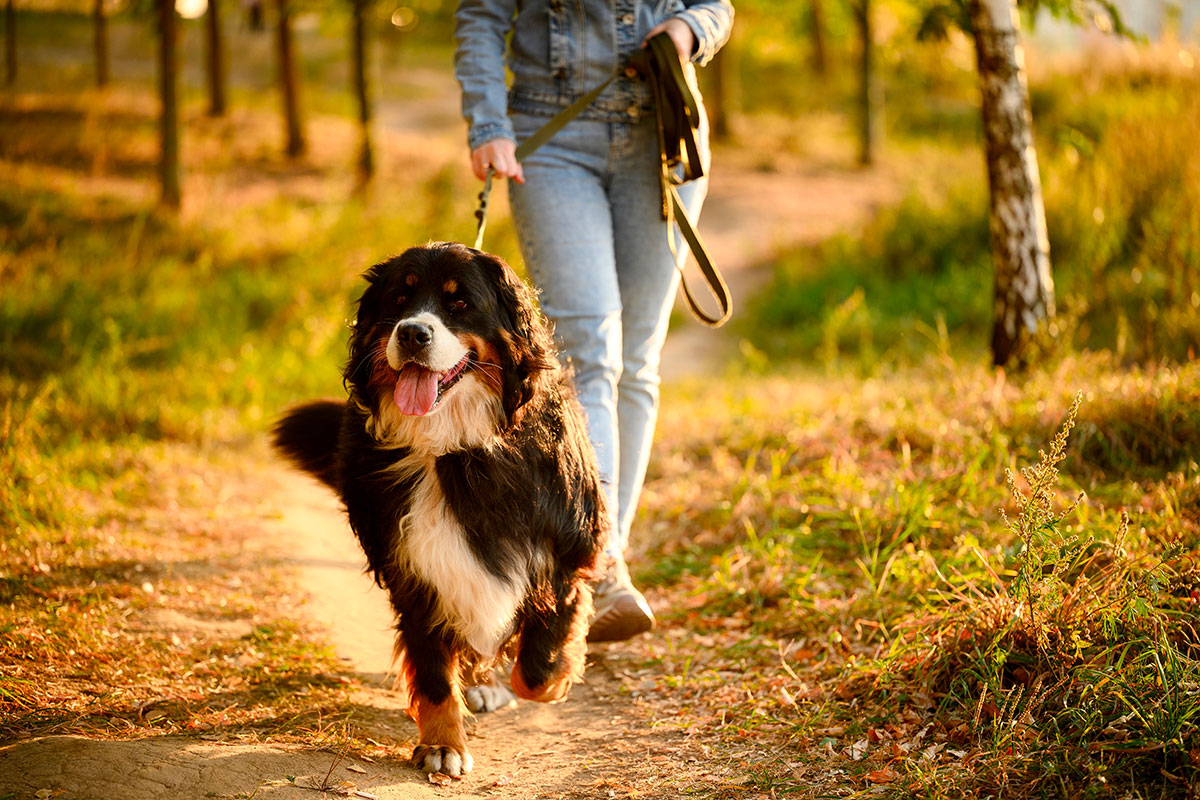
[587,561,655,642]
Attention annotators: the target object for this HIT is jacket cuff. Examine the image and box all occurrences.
[675,8,732,67]
[468,122,516,152]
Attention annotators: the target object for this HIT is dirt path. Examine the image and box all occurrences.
[1,69,895,800]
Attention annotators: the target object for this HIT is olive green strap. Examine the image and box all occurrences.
[635,32,730,327]
[668,182,731,327]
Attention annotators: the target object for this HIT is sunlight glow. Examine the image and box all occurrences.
[391,7,418,30]
[176,0,208,19]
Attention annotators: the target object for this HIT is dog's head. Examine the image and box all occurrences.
[347,243,555,448]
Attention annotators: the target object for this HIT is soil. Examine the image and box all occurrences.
[0,68,896,800]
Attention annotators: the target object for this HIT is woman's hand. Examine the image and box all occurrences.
[471,139,525,184]
[642,17,695,63]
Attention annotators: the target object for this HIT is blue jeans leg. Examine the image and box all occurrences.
[509,112,709,559]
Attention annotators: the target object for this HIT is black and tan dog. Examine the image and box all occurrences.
[273,242,606,777]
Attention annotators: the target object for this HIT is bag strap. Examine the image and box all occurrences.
[473,32,731,327]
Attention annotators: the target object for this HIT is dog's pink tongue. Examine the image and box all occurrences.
[393,364,438,416]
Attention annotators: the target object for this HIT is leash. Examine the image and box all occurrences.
[472,32,732,328]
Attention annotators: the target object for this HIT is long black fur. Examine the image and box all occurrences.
[270,399,343,491]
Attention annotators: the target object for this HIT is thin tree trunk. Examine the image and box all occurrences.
[276,0,305,158]
[205,0,226,115]
[854,0,880,165]
[810,0,829,76]
[5,0,15,86]
[707,42,737,141]
[93,0,109,86]
[158,0,181,208]
[970,0,1054,366]
[351,0,373,180]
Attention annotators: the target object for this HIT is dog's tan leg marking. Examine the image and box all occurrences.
[511,587,591,703]
[411,693,473,776]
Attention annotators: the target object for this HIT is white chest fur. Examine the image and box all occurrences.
[393,459,527,657]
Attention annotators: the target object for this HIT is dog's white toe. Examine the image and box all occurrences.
[465,683,517,713]
[413,745,473,777]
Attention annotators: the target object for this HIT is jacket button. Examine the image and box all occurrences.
[621,13,634,24]
[624,66,638,78]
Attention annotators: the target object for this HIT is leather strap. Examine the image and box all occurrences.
[473,32,731,327]
[631,33,730,326]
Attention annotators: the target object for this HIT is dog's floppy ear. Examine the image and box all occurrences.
[343,258,393,398]
[475,252,554,431]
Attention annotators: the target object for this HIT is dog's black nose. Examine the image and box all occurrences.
[395,321,433,349]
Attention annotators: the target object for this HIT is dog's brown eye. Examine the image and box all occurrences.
[397,295,407,305]
[449,299,469,312]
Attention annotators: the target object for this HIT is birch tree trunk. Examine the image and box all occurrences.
[276,0,305,158]
[351,0,373,181]
[93,0,109,86]
[205,0,227,116]
[969,0,1054,366]
[158,0,181,208]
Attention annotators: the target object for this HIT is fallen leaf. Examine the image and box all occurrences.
[847,739,869,760]
[920,743,945,761]
[491,774,514,787]
[345,765,368,774]
[865,768,897,784]
[428,773,452,787]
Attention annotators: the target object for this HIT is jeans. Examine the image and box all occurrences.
[509,110,709,558]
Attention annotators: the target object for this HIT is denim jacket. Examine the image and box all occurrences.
[454,0,734,150]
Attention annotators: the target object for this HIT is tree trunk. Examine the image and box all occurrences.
[276,0,305,158]
[854,0,880,166]
[810,0,829,76]
[351,0,373,180]
[158,0,181,208]
[5,0,15,86]
[93,0,109,86]
[707,40,737,142]
[969,0,1054,367]
[205,0,226,116]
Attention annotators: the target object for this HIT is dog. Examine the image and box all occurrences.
[272,242,606,777]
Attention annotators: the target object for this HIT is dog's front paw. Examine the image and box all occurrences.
[412,744,474,777]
